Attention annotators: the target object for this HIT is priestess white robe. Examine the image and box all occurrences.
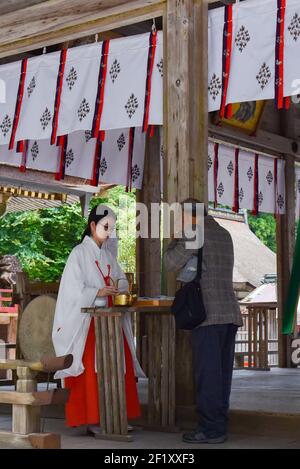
[52,235,144,379]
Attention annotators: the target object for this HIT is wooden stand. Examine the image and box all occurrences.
[82,299,179,438]
[85,309,133,442]
[0,365,65,449]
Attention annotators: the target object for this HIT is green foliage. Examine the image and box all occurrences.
[0,186,137,282]
[248,212,277,253]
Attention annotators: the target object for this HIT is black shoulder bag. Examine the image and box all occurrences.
[171,248,206,330]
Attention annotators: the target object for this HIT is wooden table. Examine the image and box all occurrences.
[82,298,177,441]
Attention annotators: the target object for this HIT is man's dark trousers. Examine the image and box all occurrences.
[192,323,238,438]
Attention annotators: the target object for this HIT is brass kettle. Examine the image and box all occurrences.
[112,275,137,306]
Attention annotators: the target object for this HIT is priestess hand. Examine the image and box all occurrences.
[97,286,119,297]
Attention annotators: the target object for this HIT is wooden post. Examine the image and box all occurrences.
[163,0,208,411]
[136,128,162,298]
[12,366,40,435]
[136,128,162,370]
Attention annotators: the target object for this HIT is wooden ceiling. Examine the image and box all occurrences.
[0,0,48,15]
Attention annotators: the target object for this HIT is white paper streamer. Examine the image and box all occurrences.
[216,144,235,207]
[208,140,215,203]
[238,149,255,211]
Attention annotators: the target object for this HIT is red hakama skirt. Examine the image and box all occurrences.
[64,318,141,427]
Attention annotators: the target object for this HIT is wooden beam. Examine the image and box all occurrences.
[209,124,300,161]
[0,0,165,58]
[0,1,48,16]
[0,164,104,195]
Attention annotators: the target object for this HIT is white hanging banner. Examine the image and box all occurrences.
[57,43,101,137]
[0,144,22,167]
[0,32,163,146]
[208,7,225,112]
[26,138,59,173]
[216,144,235,207]
[64,131,96,180]
[226,0,276,106]
[149,31,163,126]
[131,128,146,190]
[0,60,23,146]
[284,0,300,98]
[208,140,215,203]
[295,166,300,221]
[0,127,146,190]
[238,149,255,211]
[276,159,286,215]
[16,52,60,141]
[258,155,276,214]
[99,128,130,187]
[101,34,149,130]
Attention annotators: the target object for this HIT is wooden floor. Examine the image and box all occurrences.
[0,367,300,448]
[230,368,300,414]
[1,368,300,415]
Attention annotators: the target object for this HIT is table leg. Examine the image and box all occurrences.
[94,314,132,442]
[145,312,178,432]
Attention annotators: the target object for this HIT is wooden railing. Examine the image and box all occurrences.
[235,307,278,370]
[0,288,19,382]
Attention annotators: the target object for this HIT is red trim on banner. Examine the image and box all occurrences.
[99,130,106,142]
[149,125,155,138]
[57,135,65,147]
[225,103,233,119]
[284,96,290,109]
[126,128,135,193]
[92,40,110,139]
[220,5,233,118]
[90,139,102,187]
[16,140,25,153]
[252,153,259,215]
[9,58,28,150]
[213,143,219,208]
[51,49,67,145]
[275,0,286,109]
[55,135,68,181]
[19,140,29,172]
[232,148,239,213]
[143,31,157,133]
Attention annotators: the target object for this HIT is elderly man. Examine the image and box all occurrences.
[164,199,242,444]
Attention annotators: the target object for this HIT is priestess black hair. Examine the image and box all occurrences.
[80,206,110,243]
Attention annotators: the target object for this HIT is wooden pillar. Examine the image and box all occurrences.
[277,110,297,367]
[136,128,162,369]
[164,0,208,206]
[136,128,162,298]
[163,0,209,409]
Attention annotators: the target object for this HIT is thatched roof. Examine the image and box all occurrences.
[210,209,276,288]
[4,194,79,214]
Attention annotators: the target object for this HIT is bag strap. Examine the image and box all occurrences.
[194,247,203,282]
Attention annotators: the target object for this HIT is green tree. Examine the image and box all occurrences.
[248,213,276,253]
[0,186,137,282]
